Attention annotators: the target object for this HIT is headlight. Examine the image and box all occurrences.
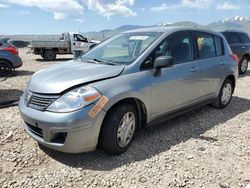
[47,86,101,113]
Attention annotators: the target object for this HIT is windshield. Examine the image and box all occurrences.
[81,32,162,65]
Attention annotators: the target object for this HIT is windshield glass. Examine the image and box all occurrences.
[81,32,162,65]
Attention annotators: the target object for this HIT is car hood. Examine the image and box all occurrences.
[29,60,125,94]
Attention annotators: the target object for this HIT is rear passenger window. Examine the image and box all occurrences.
[214,36,224,56]
[228,33,240,44]
[238,33,250,44]
[196,33,216,59]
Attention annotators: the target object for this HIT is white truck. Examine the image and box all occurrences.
[28,32,100,61]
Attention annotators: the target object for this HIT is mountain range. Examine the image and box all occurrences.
[1,16,249,41]
[84,16,250,40]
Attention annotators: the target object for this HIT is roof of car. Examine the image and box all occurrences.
[221,30,248,34]
[123,26,222,36]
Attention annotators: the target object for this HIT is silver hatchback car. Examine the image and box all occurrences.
[19,27,238,154]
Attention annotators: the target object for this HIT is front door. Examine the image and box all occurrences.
[142,31,200,119]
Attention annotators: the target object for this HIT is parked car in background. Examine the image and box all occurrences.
[0,42,23,77]
[19,27,238,155]
[28,32,100,61]
[221,30,250,74]
[8,40,29,48]
[0,38,10,43]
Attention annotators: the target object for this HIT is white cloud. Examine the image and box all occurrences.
[150,3,169,12]
[216,2,240,10]
[85,0,137,18]
[5,0,84,20]
[181,0,213,9]
[0,3,10,8]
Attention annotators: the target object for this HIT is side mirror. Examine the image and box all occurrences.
[154,56,173,69]
[153,56,173,76]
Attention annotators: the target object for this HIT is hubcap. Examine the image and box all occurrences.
[241,59,248,72]
[221,83,232,105]
[0,63,12,77]
[117,111,136,148]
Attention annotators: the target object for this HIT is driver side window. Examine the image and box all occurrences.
[141,31,193,69]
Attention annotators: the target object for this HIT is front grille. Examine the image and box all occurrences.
[26,92,59,111]
[26,122,43,138]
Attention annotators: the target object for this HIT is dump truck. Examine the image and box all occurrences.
[28,32,99,61]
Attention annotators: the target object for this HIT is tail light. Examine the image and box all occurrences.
[2,46,18,55]
[231,54,239,63]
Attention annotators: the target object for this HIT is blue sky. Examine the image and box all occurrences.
[0,0,250,34]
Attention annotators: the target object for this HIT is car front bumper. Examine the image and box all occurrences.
[18,94,106,153]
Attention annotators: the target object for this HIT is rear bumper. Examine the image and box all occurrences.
[19,93,106,153]
[13,55,23,69]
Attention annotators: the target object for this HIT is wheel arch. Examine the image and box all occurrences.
[104,97,148,129]
[97,97,148,148]
[0,58,14,68]
[241,53,249,61]
[225,74,236,93]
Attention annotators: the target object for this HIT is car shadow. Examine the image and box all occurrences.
[0,89,23,107]
[13,70,35,77]
[40,96,250,171]
[239,69,250,77]
[36,58,73,62]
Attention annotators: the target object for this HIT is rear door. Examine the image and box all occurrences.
[143,31,201,118]
[194,32,225,98]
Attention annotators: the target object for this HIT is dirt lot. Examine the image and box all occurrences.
[0,48,250,188]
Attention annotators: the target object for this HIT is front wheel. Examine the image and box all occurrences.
[212,79,233,109]
[99,104,138,155]
[239,57,248,75]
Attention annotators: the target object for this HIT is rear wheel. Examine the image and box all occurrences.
[0,60,13,77]
[212,79,233,109]
[239,56,248,74]
[43,49,56,61]
[99,104,138,155]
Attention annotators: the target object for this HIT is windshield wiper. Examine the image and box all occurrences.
[91,58,119,66]
[82,58,120,66]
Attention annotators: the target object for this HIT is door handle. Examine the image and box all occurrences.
[190,67,198,72]
[241,46,246,49]
[220,61,225,65]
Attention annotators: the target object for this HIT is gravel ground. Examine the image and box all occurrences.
[0,48,250,188]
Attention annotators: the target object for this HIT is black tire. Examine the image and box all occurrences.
[99,104,138,155]
[43,49,56,61]
[0,60,13,77]
[212,79,233,109]
[238,56,248,75]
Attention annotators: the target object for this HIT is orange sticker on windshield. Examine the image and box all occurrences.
[89,96,109,118]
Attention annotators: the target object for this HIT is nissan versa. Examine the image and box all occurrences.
[19,27,238,154]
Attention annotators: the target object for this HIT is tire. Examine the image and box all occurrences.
[43,49,56,61]
[0,60,13,77]
[212,79,233,109]
[238,56,248,75]
[99,104,138,155]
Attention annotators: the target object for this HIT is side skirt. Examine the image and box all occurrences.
[147,98,216,127]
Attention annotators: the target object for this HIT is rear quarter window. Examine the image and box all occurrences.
[214,36,224,56]
[0,42,3,47]
[238,33,250,44]
[228,33,241,44]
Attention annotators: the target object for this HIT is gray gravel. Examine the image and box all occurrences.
[0,49,250,188]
